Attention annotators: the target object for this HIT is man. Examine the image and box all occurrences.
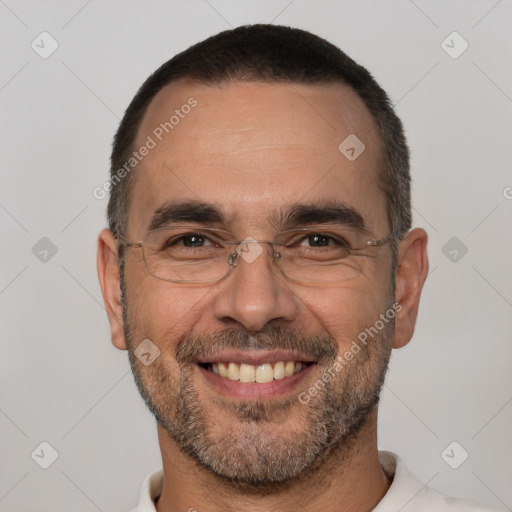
[97,25,499,511]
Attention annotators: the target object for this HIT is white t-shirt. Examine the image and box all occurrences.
[128,451,500,511]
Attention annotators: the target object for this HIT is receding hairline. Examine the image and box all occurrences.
[135,77,379,142]
[127,77,386,218]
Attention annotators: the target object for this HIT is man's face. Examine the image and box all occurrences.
[121,80,395,486]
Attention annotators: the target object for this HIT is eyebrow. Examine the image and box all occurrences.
[149,200,226,231]
[148,199,370,235]
[271,201,370,235]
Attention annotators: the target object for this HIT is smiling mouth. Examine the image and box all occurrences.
[198,361,312,383]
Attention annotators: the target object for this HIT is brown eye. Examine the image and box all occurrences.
[306,233,329,247]
[299,233,349,248]
[164,233,215,249]
[180,234,208,247]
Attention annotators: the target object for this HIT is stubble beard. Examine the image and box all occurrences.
[120,272,394,491]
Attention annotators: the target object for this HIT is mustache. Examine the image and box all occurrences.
[176,324,338,365]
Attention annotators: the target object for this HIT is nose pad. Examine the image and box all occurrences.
[228,252,238,266]
[227,242,281,269]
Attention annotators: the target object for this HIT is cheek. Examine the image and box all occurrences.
[296,275,391,347]
[124,263,211,347]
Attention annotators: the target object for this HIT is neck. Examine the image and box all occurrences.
[155,408,390,512]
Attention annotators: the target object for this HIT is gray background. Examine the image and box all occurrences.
[1,0,511,510]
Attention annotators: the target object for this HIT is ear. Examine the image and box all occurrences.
[393,228,429,349]
[97,228,127,350]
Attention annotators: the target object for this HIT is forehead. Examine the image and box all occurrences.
[128,79,386,237]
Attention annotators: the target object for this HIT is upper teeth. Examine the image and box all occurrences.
[208,361,305,383]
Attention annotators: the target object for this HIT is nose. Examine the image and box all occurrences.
[212,241,299,332]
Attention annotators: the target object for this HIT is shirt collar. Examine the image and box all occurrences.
[374,451,431,511]
[133,468,163,512]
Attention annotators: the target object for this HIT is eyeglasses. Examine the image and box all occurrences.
[119,225,394,285]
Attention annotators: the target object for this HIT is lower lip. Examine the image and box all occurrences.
[197,363,316,399]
